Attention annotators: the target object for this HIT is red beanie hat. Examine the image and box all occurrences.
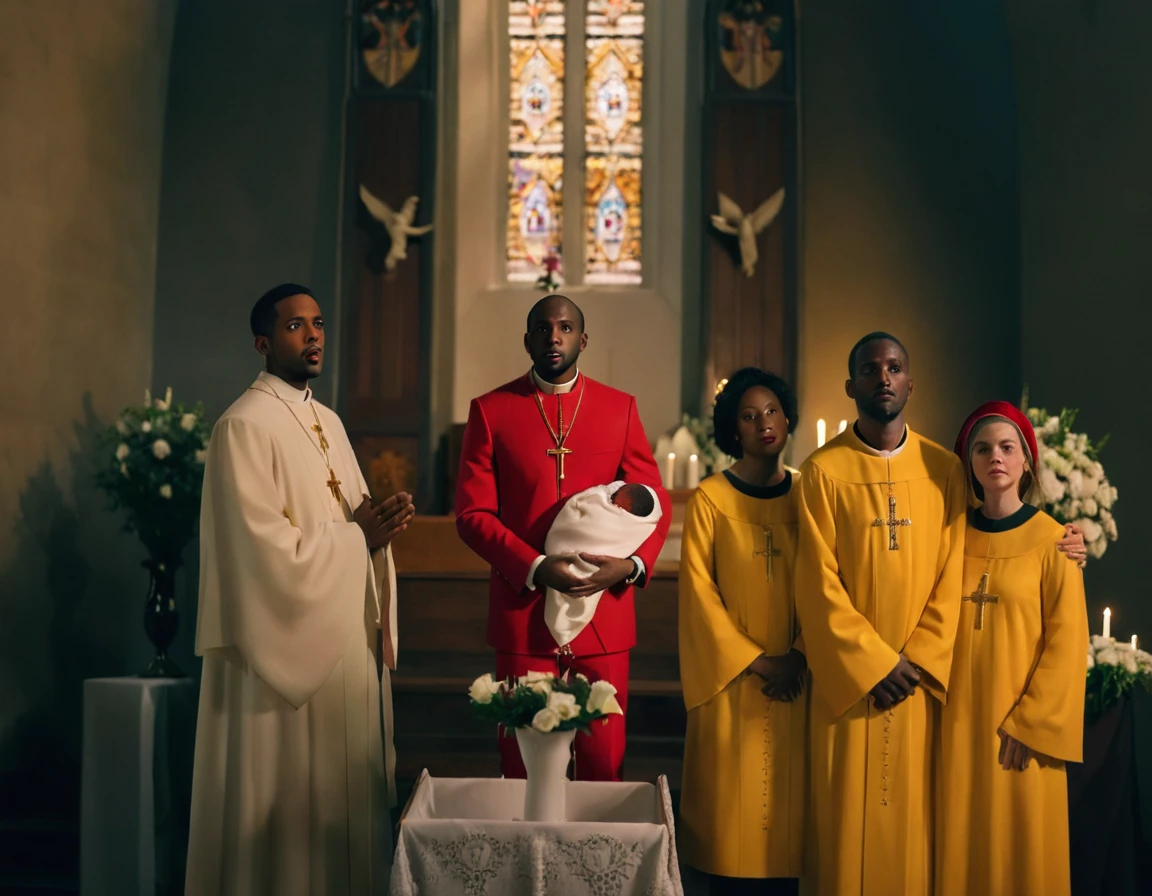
[954,401,1039,468]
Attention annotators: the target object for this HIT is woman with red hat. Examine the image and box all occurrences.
[936,401,1089,896]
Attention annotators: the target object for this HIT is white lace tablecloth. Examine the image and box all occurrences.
[389,771,684,896]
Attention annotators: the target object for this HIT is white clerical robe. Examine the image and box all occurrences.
[186,371,398,896]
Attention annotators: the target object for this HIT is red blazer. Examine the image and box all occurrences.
[455,373,672,656]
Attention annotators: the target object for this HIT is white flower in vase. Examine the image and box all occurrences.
[1082,498,1099,517]
[1038,468,1065,503]
[547,690,581,721]
[468,673,502,704]
[1087,537,1107,560]
[531,707,561,733]
[115,443,130,462]
[120,463,129,478]
[152,439,172,460]
[1120,648,1139,674]
[1090,634,1112,651]
[180,413,198,431]
[159,484,173,499]
[141,420,152,433]
[1097,646,1120,667]
[115,418,129,435]
[195,449,207,464]
[585,680,623,716]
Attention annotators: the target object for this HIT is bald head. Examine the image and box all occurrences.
[527,294,585,333]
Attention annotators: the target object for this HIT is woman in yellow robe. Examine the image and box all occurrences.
[938,401,1089,896]
[679,368,808,896]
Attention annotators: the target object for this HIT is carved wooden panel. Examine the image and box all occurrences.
[698,0,799,402]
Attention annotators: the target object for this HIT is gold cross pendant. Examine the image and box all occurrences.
[753,526,782,581]
[325,468,343,504]
[872,488,912,550]
[963,572,999,630]
[547,445,573,494]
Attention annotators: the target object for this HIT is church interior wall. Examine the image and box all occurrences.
[1008,0,1152,643]
[0,0,178,797]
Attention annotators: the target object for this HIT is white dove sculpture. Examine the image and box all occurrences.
[359,184,434,272]
[710,187,786,278]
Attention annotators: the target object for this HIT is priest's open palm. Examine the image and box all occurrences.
[870,654,920,710]
[355,492,414,551]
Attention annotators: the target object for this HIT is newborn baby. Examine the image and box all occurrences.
[543,481,663,648]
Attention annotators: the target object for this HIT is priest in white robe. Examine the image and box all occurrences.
[186,284,413,895]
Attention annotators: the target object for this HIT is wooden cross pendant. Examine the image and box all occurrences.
[872,488,912,550]
[753,526,782,581]
[547,445,572,494]
[963,572,999,630]
[325,468,343,504]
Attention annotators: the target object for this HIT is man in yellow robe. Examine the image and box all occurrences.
[795,333,967,895]
[186,284,414,895]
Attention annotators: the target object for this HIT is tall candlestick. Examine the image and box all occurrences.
[1132,635,1138,650]
[664,453,676,490]
[687,454,700,489]
[816,419,826,448]
[1102,607,1111,640]
[838,419,848,434]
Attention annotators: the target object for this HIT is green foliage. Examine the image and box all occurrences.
[468,672,619,736]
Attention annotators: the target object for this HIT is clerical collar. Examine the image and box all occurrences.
[258,371,311,403]
[531,367,580,395]
[851,422,908,457]
[723,468,792,500]
[970,504,1038,533]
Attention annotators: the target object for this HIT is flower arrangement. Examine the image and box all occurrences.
[468,671,623,735]
[680,412,734,475]
[1022,388,1118,559]
[1086,635,1152,724]
[534,253,562,292]
[94,387,211,562]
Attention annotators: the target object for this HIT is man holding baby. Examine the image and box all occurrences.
[455,294,672,781]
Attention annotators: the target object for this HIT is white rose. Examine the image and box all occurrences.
[115,418,129,435]
[1103,516,1118,540]
[547,690,581,721]
[159,484,173,499]
[1097,646,1120,667]
[180,413,197,431]
[468,673,502,704]
[195,449,207,464]
[1038,468,1065,503]
[531,707,561,733]
[1080,475,1099,499]
[152,439,172,460]
[1087,536,1107,559]
[1065,499,1082,519]
[585,680,623,716]
[1082,498,1099,517]
[1120,649,1139,674]
[1066,470,1084,498]
[1091,634,1112,650]
[1099,485,1116,510]
[1088,461,1104,481]
[1042,416,1060,437]
[141,420,152,433]
[1077,518,1102,544]
[520,670,553,684]
[115,443,130,462]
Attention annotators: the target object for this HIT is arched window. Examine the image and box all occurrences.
[506,1,645,286]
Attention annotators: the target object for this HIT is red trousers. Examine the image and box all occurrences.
[494,650,630,782]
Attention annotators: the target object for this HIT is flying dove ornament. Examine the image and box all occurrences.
[710,187,786,278]
[359,184,434,272]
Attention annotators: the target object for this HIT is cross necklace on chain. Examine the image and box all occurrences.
[530,371,586,497]
[872,457,912,550]
[963,534,999,630]
[248,385,343,504]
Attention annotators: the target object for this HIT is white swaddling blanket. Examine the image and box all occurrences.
[544,481,662,647]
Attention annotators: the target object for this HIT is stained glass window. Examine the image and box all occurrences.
[507,1,566,282]
[506,1,645,285]
[584,0,643,284]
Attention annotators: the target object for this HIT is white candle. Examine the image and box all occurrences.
[1132,635,1138,650]
[816,419,827,448]
[838,419,848,434]
[687,454,700,489]
[664,453,676,490]
[1102,607,1111,640]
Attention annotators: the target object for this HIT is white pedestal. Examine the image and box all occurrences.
[80,676,197,896]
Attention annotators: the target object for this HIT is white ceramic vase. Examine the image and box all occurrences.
[515,726,576,822]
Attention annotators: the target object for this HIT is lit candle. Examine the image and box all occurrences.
[687,454,700,489]
[1102,607,1111,640]
[664,452,676,490]
[817,419,827,448]
[838,419,848,434]
[1132,635,1138,650]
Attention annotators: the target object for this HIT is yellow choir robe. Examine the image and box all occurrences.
[678,469,806,879]
[794,426,967,896]
[938,506,1088,896]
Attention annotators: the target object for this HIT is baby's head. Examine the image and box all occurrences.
[610,483,655,517]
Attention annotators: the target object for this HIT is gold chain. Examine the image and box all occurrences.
[247,385,343,501]
[530,371,585,449]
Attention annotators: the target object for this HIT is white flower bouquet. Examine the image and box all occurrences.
[468,671,623,735]
[1086,635,1152,724]
[680,412,734,475]
[94,387,211,563]
[1023,390,1118,559]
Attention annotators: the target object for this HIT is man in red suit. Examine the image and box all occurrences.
[455,294,672,781]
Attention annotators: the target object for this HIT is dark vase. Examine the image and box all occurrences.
[142,557,183,678]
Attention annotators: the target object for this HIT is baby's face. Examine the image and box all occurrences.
[611,484,653,516]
